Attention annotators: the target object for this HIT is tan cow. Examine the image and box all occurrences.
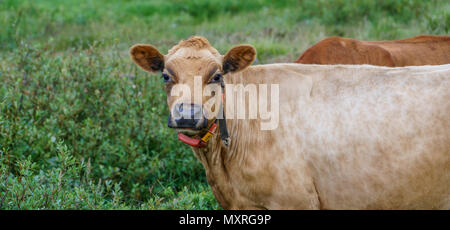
[130,36,450,209]
[296,35,450,66]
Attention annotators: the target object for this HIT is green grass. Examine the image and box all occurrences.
[0,0,449,209]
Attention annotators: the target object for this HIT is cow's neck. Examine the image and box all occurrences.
[192,112,255,209]
[192,117,239,209]
[191,71,264,209]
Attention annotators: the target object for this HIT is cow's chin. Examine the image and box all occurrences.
[176,128,203,137]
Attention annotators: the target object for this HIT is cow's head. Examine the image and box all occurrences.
[130,36,256,137]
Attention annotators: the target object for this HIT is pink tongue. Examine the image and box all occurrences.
[178,133,202,147]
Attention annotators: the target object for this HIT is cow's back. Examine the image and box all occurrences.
[371,35,450,66]
[296,35,450,67]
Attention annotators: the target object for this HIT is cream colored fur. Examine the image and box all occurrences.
[130,37,450,209]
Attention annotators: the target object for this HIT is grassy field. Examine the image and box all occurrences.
[0,0,449,209]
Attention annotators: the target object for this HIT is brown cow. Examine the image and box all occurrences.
[295,35,450,66]
[130,36,450,209]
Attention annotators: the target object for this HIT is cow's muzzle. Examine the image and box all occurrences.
[167,103,208,130]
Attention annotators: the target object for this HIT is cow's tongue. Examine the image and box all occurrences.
[177,133,204,147]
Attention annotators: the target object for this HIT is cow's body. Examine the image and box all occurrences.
[195,64,450,209]
[296,35,450,66]
[130,36,450,209]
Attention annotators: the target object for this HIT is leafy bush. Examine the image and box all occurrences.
[0,142,128,209]
[0,42,219,209]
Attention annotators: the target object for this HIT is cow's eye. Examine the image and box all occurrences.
[209,73,222,84]
[162,73,171,83]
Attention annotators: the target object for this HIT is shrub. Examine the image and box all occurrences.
[0,142,128,209]
[0,42,218,209]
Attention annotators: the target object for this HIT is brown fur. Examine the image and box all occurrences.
[223,45,257,74]
[296,35,450,66]
[130,36,450,209]
[130,44,165,71]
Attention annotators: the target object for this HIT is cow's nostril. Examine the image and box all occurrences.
[171,103,207,129]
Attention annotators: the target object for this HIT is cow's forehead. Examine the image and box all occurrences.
[166,47,221,63]
[163,36,223,75]
[165,47,222,79]
[165,59,220,81]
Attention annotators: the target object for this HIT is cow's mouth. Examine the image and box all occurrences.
[175,128,203,137]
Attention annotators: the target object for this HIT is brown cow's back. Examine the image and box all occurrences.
[296,35,450,67]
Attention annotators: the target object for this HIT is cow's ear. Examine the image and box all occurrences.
[222,45,256,74]
[130,44,165,72]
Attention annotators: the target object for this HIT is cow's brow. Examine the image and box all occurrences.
[166,67,178,80]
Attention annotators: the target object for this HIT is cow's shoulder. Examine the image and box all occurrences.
[301,37,357,53]
[297,37,395,66]
[296,37,357,64]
